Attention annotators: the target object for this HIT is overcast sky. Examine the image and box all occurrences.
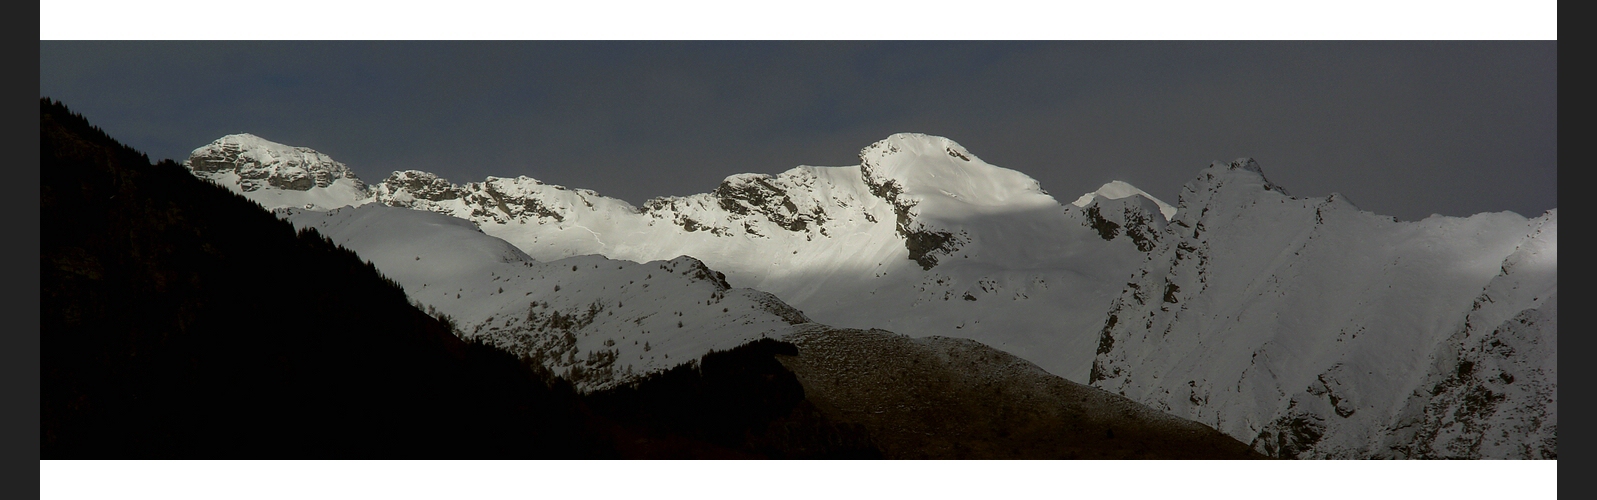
[39,41,1556,221]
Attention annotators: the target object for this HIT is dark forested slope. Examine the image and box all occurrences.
[41,99,607,457]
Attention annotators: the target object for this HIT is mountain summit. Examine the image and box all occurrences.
[186,134,369,210]
[857,133,1059,211]
[1072,180,1178,221]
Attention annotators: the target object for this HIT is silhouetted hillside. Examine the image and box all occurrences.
[780,328,1263,459]
[41,99,608,457]
[589,339,880,458]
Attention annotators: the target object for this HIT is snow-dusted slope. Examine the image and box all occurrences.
[1380,212,1557,459]
[185,134,371,210]
[205,133,1171,382]
[1087,159,1557,458]
[285,204,811,391]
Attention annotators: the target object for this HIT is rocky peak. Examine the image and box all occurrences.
[185,134,364,193]
[459,177,571,224]
[372,170,462,204]
[710,172,829,233]
[858,134,988,206]
[859,133,1071,270]
[1079,195,1169,252]
[858,133,978,170]
[1169,157,1294,230]
[370,172,582,225]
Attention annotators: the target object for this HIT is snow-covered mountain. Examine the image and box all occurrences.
[194,133,1169,382]
[1086,159,1557,458]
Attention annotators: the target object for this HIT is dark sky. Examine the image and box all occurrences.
[39,41,1556,221]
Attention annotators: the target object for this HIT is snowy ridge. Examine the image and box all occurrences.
[285,204,812,391]
[204,132,1172,382]
[1087,158,1556,458]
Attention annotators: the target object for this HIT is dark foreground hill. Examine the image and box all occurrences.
[41,99,604,457]
[778,327,1261,459]
[40,98,1257,459]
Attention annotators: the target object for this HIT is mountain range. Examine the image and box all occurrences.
[166,125,1557,459]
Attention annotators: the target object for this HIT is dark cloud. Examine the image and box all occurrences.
[40,41,1555,220]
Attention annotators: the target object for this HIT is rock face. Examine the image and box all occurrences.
[1079,194,1168,252]
[188,134,364,192]
[706,173,830,233]
[373,170,461,203]
[1088,158,1556,459]
[185,134,370,210]
[637,166,851,241]
[371,172,583,224]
